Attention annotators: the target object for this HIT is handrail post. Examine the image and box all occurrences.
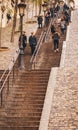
[13,66,15,80]
[7,76,9,94]
[34,62,35,70]
[0,92,2,107]
[0,81,2,106]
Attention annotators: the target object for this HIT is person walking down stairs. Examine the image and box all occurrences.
[52,31,60,52]
[29,32,37,55]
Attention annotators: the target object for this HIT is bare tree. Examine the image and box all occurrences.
[10,0,18,42]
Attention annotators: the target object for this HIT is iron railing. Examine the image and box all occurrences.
[30,10,60,70]
[0,50,19,106]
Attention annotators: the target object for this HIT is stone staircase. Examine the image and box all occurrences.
[34,30,66,69]
[0,69,50,130]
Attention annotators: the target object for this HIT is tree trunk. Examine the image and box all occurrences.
[10,0,18,42]
[39,4,42,15]
[35,0,38,16]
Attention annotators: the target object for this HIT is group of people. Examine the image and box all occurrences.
[37,3,60,29]
[19,32,37,55]
[50,3,71,52]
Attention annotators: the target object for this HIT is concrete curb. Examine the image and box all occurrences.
[60,41,66,67]
[66,25,70,42]
[39,67,58,130]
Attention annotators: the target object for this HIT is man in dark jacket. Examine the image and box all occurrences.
[19,31,27,50]
[37,15,43,28]
[52,31,60,52]
[29,32,37,55]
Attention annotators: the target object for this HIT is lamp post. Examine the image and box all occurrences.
[18,1,26,69]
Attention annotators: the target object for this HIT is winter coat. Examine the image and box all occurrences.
[37,16,43,24]
[29,35,37,46]
[19,34,27,49]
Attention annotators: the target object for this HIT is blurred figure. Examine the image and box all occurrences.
[45,13,50,27]
[19,31,27,51]
[37,14,43,28]
[51,24,56,35]
[52,31,60,52]
[29,32,37,55]
[60,18,66,35]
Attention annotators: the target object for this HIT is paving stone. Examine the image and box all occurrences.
[48,68,78,130]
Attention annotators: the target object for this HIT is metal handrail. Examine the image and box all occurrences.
[0,50,19,106]
[30,11,60,69]
[30,17,54,69]
[0,70,8,82]
[0,69,11,93]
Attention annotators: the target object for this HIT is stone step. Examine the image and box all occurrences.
[0,116,41,121]
[0,120,39,127]
[0,126,38,130]
[6,112,42,117]
[15,82,48,86]
[12,88,46,91]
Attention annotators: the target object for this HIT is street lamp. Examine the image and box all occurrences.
[18,1,26,69]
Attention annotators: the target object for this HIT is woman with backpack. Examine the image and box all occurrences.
[52,31,60,52]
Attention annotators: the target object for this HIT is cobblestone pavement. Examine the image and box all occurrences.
[64,9,78,67]
[48,67,78,130]
[0,13,38,70]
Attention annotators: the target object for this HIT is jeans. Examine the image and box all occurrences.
[54,39,59,50]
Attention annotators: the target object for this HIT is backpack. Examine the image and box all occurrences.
[54,33,59,40]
